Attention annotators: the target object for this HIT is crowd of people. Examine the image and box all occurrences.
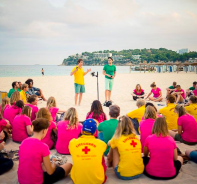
[0,78,197,184]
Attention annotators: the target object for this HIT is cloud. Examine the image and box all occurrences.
[0,0,197,64]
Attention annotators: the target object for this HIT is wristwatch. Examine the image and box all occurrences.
[111,75,113,78]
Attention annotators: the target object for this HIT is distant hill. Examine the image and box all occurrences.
[62,48,197,66]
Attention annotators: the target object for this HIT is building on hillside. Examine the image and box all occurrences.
[189,58,197,63]
[177,48,188,54]
[93,53,112,59]
[132,55,141,60]
[113,55,124,61]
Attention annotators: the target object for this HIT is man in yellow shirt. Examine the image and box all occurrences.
[127,99,146,134]
[20,84,28,104]
[185,96,197,121]
[159,94,178,130]
[70,59,91,106]
[69,119,107,184]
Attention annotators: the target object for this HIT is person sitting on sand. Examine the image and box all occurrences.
[0,131,14,175]
[185,81,197,98]
[185,149,197,164]
[140,106,157,152]
[69,119,107,184]
[107,116,144,180]
[18,118,72,184]
[126,99,146,134]
[169,105,197,145]
[0,97,10,117]
[86,100,107,137]
[3,100,24,126]
[166,82,177,96]
[159,95,178,130]
[36,108,57,150]
[56,108,82,155]
[46,97,66,123]
[145,82,163,102]
[7,81,21,98]
[20,84,28,104]
[185,96,197,121]
[192,84,197,97]
[172,85,185,104]
[131,84,145,101]
[12,106,33,143]
[143,117,183,180]
[10,91,21,105]
[26,95,39,121]
[98,105,120,156]
[25,79,46,101]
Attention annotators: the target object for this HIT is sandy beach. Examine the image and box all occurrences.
[1,72,197,184]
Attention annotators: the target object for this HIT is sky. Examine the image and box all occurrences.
[0,0,197,65]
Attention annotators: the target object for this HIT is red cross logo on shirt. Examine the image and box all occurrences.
[130,140,137,147]
[82,146,90,154]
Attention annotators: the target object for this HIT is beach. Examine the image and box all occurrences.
[1,72,197,184]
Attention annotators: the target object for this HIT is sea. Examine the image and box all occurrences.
[0,65,138,77]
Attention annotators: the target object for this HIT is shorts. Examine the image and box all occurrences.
[43,167,65,184]
[189,151,197,163]
[114,165,142,180]
[175,134,197,145]
[105,78,114,91]
[74,83,85,93]
[143,157,182,180]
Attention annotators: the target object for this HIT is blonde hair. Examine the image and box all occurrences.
[37,108,52,121]
[21,106,32,118]
[47,96,57,109]
[113,115,136,140]
[1,96,10,116]
[64,107,78,129]
[152,117,169,137]
[175,104,187,117]
[10,91,21,105]
[22,83,28,90]
[136,99,146,107]
[144,106,157,120]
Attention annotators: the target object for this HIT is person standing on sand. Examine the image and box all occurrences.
[103,57,116,106]
[70,59,91,106]
[41,68,44,76]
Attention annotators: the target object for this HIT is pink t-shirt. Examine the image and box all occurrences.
[134,89,144,95]
[178,114,197,142]
[140,118,155,152]
[175,89,185,99]
[18,138,50,184]
[56,120,82,154]
[26,104,39,121]
[12,114,32,142]
[49,107,59,122]
[144,134,176,177]
[3,104,22,125]
[0,118,7,132]
[41,121,56,149]
[86,112,107,123]
[151,88,161,98]
[193,89,197,96]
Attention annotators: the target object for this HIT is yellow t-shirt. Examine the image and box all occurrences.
[127,105,145,122]
[69,135,107,184]
[110,134,144,177]
[185,104,197,121]
[71,66,85,85]
[159,103,178,130]
[20,90,27,104]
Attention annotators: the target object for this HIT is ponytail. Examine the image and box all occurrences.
[150,82,156,88]
[175,105,187,117]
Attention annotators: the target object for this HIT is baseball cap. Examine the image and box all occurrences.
[82,119,97,135]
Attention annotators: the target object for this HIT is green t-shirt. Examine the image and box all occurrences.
[97,119,118,155]
[103,64,116,79]
[189,87,195,90]
[7,88,21,98]
[169,85,175,89]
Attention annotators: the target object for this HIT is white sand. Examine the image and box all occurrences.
[0,72,197,184]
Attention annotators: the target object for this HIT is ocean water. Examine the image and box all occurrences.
[0,65,137,77]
